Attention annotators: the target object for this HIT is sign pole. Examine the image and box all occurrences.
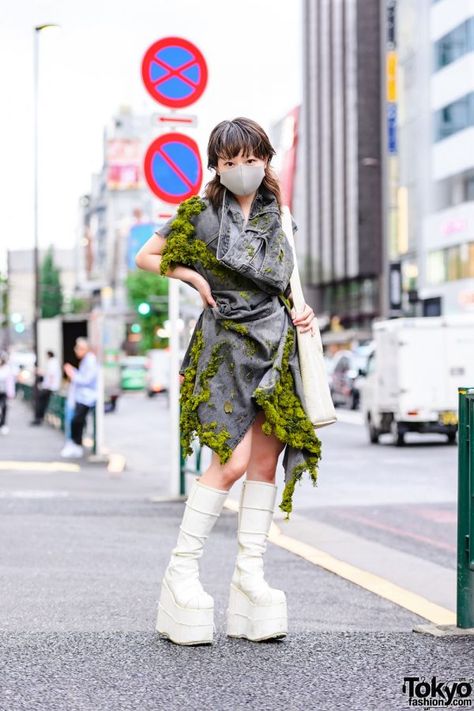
[141,35,208,497]
[168,278,181,496]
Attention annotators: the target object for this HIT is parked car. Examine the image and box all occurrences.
[120,356,147,391]
[329,346,373,410]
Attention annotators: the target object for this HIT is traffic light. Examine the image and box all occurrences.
[137,302,151,316]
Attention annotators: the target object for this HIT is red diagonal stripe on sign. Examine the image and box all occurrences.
[157,146,194,191]
[152,55,199,90]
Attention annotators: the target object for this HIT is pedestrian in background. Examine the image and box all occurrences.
[30,350,61,426]
[0,352,16,435]
[136,117,318,646]
[63,371,76,445]
[61,338,98,458]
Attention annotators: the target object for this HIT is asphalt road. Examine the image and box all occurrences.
[0,394,471,711]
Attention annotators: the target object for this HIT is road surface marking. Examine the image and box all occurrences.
[0,490,70,498]
[107,453,126,474]
[224,499,455,625]
[0,461,80,472]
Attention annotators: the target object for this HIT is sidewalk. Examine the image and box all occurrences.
[0,396,472,711]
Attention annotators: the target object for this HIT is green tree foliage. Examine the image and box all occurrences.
[126,271,169,352]
[40,246,63,318]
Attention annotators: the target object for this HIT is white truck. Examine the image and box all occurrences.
[360,315,474,445]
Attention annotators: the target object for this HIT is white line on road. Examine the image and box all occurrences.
[0,461,80,472]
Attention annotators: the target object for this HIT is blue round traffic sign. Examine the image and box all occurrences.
[141,37,208,108]
[144,132,203,204]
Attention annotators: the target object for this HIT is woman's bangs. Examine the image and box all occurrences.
[217,123,264,161]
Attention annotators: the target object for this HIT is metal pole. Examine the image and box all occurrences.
[457,387,474,629]
[168,278,181,496]
[379,0,390,319]
[32,24,60,382]
[33,28,40,406]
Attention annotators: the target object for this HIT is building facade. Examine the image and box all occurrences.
[78,108,160,309]
[300,0,383,334]
[422,0,474,314]
[393,0,474,316]
[7,247,77,347]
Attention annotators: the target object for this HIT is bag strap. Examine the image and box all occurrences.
[281,206,305,313]
[281,206,324,354]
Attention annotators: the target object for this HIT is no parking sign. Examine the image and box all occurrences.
[144,133,202,204]
[142,37,206,203]
[141,37,208,109]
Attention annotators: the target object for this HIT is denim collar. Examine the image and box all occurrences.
[223,187,280,222]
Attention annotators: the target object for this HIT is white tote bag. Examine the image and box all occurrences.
[281,206,337,428]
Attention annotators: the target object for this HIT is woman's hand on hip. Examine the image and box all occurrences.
[194,274,217,310]
[291,304,316,335]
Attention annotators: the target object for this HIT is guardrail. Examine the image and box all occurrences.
[180,442,203,495]
[457,387,474,629]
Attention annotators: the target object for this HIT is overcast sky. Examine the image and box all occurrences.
[0,0,302,270]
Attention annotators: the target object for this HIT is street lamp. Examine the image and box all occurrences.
[33,23,60,401]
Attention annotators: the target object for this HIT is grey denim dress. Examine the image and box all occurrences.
[157,187,322,517]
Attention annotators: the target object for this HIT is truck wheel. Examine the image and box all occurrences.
[390,419,405,446]
[368,417,379,444]
[395,431,405,447]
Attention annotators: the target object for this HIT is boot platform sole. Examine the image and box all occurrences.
[226,583,287,641]
[156,578,214,645]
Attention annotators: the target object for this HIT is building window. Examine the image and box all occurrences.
[427,250,446,285]
[467,243,474,278]
[433,168,474,210]
[447,245,462,280]
[433,18,474,71]
[427,242,474,284]
[434,92,474,142]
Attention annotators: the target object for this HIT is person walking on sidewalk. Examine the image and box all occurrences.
[30,350,61,426]
[136,117,320,646]
[0,352,15,435]
[61,338,98,459]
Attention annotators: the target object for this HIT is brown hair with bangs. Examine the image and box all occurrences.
[205,117,282,210]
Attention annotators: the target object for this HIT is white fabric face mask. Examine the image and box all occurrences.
[218,164,265,196]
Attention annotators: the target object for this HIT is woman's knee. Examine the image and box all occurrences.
[247,453,279,481]
[219,457,248,486]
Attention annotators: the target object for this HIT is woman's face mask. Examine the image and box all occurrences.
[217,155,266,196]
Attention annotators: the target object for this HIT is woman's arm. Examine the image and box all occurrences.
[135,233,216,309]
[135,234,197,284]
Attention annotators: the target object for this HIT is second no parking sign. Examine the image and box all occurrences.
[144,132,203,204]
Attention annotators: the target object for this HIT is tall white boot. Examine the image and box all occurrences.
[156,478,228,645]
[227,479,287,641]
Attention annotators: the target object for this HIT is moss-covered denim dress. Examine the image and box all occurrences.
[158,187,322,517]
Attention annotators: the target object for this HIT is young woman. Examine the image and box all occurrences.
[136,117,322,646]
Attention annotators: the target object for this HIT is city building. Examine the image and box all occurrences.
[78,107,159,308]
[7,247,77,345]
[391,0,474,316]
[299,0,383,335]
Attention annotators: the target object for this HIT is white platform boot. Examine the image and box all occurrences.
[227,479,287,641]
[156,479,228,645]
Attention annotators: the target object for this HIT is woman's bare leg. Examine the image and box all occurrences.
[199,424,253,490]
[246,411,285,484]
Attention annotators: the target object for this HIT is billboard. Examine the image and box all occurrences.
[127,222,158,270]
[106,139,143,190]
